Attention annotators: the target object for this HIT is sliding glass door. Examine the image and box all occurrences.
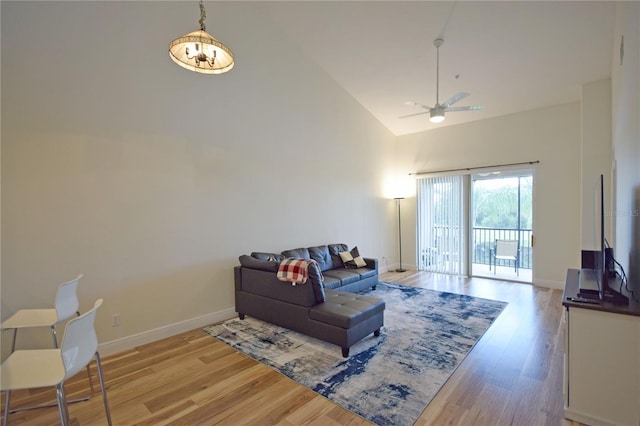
[416,168,534,283]
[470,171,533,283]
[416,175,466,275]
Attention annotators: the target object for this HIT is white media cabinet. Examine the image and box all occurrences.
[563,269,640,426]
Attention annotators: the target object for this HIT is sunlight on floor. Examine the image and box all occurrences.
[472,263,532,283]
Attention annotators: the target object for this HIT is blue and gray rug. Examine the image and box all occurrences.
[204,282,507,425]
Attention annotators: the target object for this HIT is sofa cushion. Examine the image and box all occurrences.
[322,275,342,290]
[239,255,279,272]
[338,246,367,268]
[281,247,310,259]
[323,269,361,285]
[308,245,333,271]
[251,252,285,262]
[310,291,385,329]
[328,243,349,269]
[355,267,376,279]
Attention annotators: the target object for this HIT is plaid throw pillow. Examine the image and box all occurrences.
[338,246,367,268]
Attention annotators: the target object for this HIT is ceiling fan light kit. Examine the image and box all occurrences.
[401,37,482,124]
[430,106,445,123]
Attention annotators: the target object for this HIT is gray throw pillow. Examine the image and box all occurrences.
[308,245,332,271]
[251,252,285,262]
[328,243,349,269]
[238,255,279,272]
[281,247,310,259]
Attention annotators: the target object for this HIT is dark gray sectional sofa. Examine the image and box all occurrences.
[234,243,384,357]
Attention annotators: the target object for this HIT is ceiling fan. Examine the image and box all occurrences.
[401,38,482,123]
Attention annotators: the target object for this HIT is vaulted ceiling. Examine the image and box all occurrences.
[263,1,615,136]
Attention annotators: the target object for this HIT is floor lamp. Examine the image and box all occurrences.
[395,197,407,272]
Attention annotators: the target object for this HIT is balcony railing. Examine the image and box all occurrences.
[423,225,532,270]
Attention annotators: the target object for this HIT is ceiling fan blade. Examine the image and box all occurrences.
[403,100,432,111]
[445,105,483,112]
[442,92,470,107]
[398,111,431,119]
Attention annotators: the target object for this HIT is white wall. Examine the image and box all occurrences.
[611,2,640,295]
[396,103,582,288]
[580,79,612,251]
[0,2,396,356]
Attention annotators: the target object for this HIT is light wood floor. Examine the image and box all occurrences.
[1,271,577,425]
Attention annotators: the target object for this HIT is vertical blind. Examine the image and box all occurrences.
[417,175,466,275]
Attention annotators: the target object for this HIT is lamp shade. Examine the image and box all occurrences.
[169,29,234,75]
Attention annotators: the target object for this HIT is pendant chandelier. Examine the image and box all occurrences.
[168,0,234,75]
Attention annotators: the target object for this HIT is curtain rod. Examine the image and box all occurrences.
[409,160,540,176]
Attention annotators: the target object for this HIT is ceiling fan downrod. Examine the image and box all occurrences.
[434,38,444,106]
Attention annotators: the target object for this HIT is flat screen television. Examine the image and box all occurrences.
[598,174,608,300]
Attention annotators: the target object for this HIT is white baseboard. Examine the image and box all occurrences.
[564,407,621,426]
[383,263,417,273]
[98,307,236,357]
[533,279,564,289]
[96,278,564,357]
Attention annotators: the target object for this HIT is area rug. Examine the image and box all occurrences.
[203,282,507,425]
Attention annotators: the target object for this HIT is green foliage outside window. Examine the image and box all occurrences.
[473,176,532,229]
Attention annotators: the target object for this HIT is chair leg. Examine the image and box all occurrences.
[55,386,64,425]
[94,352,112,426]
[51,325,59,348]
[10,329,17,353]
[3,390,11,426]
[85,364,95,395]
[56,383,71,426]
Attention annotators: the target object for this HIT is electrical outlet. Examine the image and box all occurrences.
[112,313,121,327]
[381,257,389,272]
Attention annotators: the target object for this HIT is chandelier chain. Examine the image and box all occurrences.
[199,0,206,31]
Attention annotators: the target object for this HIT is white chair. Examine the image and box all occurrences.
[490,239,520,275]
[1,274,83,352]
[0,275,94,411]
[1,299,112,426]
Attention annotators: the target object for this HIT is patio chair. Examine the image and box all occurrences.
[490,239,520,275]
